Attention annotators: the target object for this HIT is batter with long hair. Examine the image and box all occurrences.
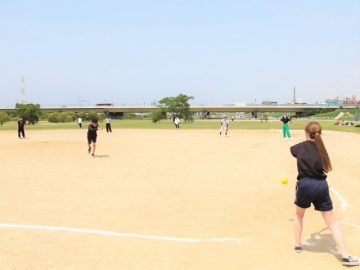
[290,122,358,266]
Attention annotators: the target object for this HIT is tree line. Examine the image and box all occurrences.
[0,94,195,126]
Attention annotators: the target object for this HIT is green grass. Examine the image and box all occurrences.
[313,108,359,118]
[1,119,360,133]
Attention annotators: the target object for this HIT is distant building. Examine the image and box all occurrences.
[96,103,113,107]
[325,95,357,106]
[343,95,357,106]
[294,97,306,104]
[325,98,343,106]
[262,100,278,105]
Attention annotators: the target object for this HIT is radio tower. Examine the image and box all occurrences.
[20,77,26,104]
[293,86,296,104]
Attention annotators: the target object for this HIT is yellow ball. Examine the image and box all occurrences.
[281,177,288,184]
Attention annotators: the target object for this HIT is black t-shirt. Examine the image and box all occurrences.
[87,124,98,138]
[18,120,25,128]
[281,116,291,124]
[290,140,327,180]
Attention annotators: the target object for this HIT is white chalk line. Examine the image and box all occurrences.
[0,224,251,243]
[338,221,360,229]
[330,187,351,211]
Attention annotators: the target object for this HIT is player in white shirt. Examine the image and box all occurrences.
[219,116,229,136]
[77,117,83,128]
[105,116,112,133]
[174,117,180,128]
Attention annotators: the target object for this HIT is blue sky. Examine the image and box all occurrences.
[1,0,359,106]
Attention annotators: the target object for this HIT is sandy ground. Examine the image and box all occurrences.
[0,128,359,270]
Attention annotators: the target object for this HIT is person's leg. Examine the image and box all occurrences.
[21,128,25,138]
[92,142,96,155]
[321,211,348,257]
[286,125,291,138]
[109,124,112,132]
[18,128,21,138]
[282,124,286,138]
[294,206,306,247]
[87,137,91,153]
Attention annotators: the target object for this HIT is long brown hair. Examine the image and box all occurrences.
[305,122,332,173]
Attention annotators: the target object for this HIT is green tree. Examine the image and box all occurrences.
[158,93,194,122]
[0,112,10,126]
[151,109,166,123]
[16,103,41,124]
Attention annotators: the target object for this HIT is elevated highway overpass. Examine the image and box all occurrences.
[0,104,344,114]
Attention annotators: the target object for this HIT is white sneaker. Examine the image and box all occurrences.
[342,256,359,266]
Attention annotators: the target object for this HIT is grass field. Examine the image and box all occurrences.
[1,119,360,133]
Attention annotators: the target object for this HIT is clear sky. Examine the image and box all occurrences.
[1,0,359,106]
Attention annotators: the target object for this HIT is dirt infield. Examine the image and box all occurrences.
[0,129,359,269]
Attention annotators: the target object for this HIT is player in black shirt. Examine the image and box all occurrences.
[87,119,102,157]
[17,117,26,138]
[280,113,291,139]
[290,122,358,266]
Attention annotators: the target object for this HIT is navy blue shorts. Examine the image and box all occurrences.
[87,135,97,144]
[294,177,333,211]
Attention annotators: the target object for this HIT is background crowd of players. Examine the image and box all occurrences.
[16,112,294,141]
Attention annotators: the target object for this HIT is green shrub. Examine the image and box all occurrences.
[48,112,74,123]
[48,113,58,123]
[0,112,10,126]
[151,109,166,123]
[123,112,137,119]
[56,112,74,123]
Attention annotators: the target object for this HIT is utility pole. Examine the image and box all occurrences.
[20,77,26,104]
